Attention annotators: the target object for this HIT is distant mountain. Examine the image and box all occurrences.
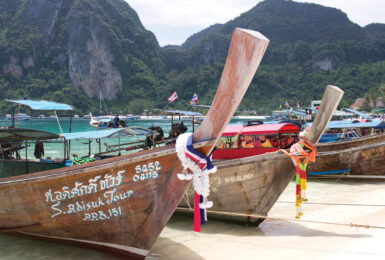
[181,0,368,48]
[161,0,385,113]
[182,24,224,49]
[0,0,162,113]
[0,0,384,115]
[364,23,385,39]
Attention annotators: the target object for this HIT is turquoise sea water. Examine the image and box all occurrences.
[0,117,248,161]
[0,118,213,160]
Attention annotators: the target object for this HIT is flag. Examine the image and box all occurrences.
[168,91,178,103]
[297,102,300,108]
[285,101,289,108]
[190,93,198,104]
[279,104,282,110]
[380,113,384,120]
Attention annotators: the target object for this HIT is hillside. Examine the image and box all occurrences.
[0,0,384,115]
[365,23,385,39]
[162,0,385,113]
[0,0,163,114]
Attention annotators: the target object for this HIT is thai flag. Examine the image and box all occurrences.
[380,113,384,120]
[190,93,198,104]
[168,91,178,103]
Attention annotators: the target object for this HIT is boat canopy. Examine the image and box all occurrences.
[6,99,74,111]
[0,128,61,142]
[222,123,301,137]
[305,120,385,129]
[0,127,155,142]
[60,127,156,140]
[164,110,203,116]
[344,108,372,119]
[222,125,244,136]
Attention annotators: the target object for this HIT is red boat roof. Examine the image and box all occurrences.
[222,125,244,136]
[222,123,300,136]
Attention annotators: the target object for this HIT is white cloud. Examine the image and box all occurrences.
[125,0,385,46]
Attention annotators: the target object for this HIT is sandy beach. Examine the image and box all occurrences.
[0,179,384,259]
[149,179,385,260]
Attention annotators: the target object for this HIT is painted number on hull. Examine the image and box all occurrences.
[133,161,162,182]
[83,207,122,221]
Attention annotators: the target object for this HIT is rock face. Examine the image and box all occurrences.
[0,0,160,102]
[68,8,122,100]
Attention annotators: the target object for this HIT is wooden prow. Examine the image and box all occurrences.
[305,85,344,143]
[192,28,269,156]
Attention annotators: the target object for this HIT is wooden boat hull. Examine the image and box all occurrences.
[0,28,270,256]
[179,85,344,223]
[0,146,190,258]
[178,151,294,223]
[307,133,385,176]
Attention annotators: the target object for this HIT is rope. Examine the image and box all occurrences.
[277,201,385,207]
[180,208,385,230]
[260,215,385,230]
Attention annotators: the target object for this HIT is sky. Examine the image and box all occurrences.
[125,0,385,46]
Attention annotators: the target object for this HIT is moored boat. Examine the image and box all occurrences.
[4,113,31,121]
[89,113,128,128]
[306,120,385,176]
[213,121,301,160]
[178,85,344,224]
[0,28,270,258]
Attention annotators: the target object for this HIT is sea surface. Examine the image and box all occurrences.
[1,119,384,259]
[0,117,229,160]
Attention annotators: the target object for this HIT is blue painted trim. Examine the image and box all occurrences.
[307,169,351,175]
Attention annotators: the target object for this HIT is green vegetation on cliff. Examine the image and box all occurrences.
[0,0,384,115]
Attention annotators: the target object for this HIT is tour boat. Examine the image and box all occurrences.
[0,28,269,258]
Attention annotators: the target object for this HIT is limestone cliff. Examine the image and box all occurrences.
[0,0,161,106]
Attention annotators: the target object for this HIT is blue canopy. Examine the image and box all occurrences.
[61,127,155,140]
[344,108,372,119]
[165,110,203,116]
[6,100,74,111]
[305,120,385,130]
[0,128,60,142]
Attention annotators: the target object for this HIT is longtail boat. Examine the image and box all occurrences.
[306,120,385,176]
[0,28,269,258]
[212,122,301,160]
[178,85,344,224]
[208,117,385,177]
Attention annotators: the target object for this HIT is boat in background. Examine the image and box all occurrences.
[213,121,301,160]
[0,28,269,258]
[89,113,127,128]
[4,113,31,121]
[306,119,385,176]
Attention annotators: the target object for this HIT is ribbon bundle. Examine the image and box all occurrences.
[176,133,217,232]
[281,135,317,219]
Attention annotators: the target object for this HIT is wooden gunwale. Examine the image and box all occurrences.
[0,140,214,184]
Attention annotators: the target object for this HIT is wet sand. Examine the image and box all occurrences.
[1,179,385,259]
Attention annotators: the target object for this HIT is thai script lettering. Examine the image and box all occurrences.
[45,170,125,203]
[224,173,254,183]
